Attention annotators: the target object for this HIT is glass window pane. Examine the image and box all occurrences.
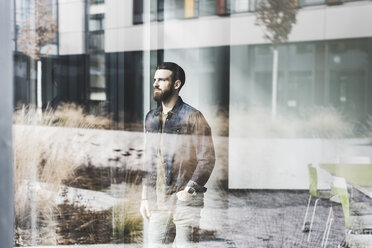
[89,91,106,100]
[89,54,105,89]
[89,73,106,89]
[232,0,249,13]
[216,0,230,15]
[287,71,312,111]
[11,0,372,245]
[164,0,185,20]
[91,0,104,5]
[184,0,197,18]
[89,14,105,31]
[298,0,325,6]
[89,32,104,51]
[133,0,143,24]
[199,0,216,16]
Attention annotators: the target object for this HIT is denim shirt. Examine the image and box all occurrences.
[143,97,215,195]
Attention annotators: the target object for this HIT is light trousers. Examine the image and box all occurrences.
[147,193,204,248]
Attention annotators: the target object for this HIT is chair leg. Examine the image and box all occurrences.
[308,198,319,242]
[321,207,332,247]
[321,207,334,248]
[302,195,312,231]
[324,216,334,248]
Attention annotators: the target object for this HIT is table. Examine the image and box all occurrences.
[320,163,372,198]
[320,163,372,247]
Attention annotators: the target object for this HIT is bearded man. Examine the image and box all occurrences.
[140,62,215,247]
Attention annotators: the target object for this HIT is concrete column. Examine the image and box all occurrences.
[0,0,14,247]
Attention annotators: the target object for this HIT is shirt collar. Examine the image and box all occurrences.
[154,96,184,116]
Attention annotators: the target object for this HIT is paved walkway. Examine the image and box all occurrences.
[22,190,353,248]
[201,189,346,248]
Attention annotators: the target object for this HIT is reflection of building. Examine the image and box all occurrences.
[13,0,372,131]
[13,0,59,108]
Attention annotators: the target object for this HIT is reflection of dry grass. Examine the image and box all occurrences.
[112,185,143,243]
[13,125,78,208]
[56,203,112,245]
[202,106,229,137]
[366,117,372,142]
[225,106,354,138]
[302,107,354,138]
[13,104,147,245]
[13,125,79,246]
[13,103,112,246]
[108,152,144,243]
[13,103,112,219]
[14,103,111,129]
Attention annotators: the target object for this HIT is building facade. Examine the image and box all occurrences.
[13,0,372,134]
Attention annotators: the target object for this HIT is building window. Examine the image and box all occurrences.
[216,0,230,15]
[87,0,106,102]
[132,0,165,24]
[89,13,105,31]
[157,0,165,21]
[133,0,143,24]
[287,71,312,112]
[327,39,369,125]
[91,0,104,4]
[232,0,250,13]
[89,54,106,101]
[132,0,243,22]
[87,0,105,52]
[296,43,313,54]
[88,32,104,51]
[149,0,165,22]
[164,0,182,20]
[298,0,325,7]
[184,0,197,18]
[164,0,197,20]
[199,0,216,16]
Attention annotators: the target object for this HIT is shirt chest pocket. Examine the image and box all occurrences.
[168,125,188,135]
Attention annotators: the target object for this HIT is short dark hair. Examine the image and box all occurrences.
[156,62,186,90]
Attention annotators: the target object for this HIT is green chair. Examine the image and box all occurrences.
[334,177,372,248]
[302,164,334,243]
[303,172,349,247]
[321,176,349,248]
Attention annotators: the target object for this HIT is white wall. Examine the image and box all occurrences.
[105,1,372,52]
[228,138,372,189]
[58,1,372,53]
[105,0,133,52]
[58,0,85,55]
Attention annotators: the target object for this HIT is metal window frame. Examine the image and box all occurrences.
[0,0,14,246]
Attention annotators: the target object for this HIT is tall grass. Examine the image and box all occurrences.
[214,105,354,138]
[13,103,147,245]
[13,103,111,129]
[13,104,112,246]
[366,116,372,143]
[112,202,143,243]
[301,107,354,138]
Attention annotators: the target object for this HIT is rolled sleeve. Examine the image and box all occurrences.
[190,112,216,187]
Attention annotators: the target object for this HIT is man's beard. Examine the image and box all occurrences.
[153,85,174,102]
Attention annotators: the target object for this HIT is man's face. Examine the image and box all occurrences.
[153,69,175,102]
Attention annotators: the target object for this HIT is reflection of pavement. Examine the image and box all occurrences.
[28,245,142,248]
[25,190,354,248]
[201,188,347,248]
